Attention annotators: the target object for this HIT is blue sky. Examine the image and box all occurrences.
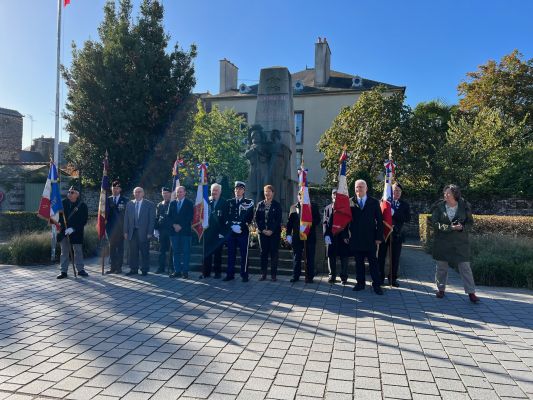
[1,0,532,148]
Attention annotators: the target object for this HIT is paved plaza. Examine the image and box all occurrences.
[1,243,532,400]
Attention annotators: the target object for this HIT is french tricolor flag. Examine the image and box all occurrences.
[192,162,209,240]
[381,155,395,241]
[37,161,63,228]
[332,149,352,235]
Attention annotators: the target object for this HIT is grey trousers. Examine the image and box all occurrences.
[60,239,84,273]
[435,260,476,294]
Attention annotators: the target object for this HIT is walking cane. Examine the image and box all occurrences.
[61,212,77,278]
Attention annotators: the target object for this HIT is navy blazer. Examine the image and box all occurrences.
[255,199,282,236]
[349,196,384,252]
[167,198,193,236]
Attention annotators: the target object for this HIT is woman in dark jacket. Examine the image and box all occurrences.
[254,185,282,281]
[431,184,479,303]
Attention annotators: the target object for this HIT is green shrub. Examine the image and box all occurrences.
[0,223,99,266]
[419,214,533,246]
[0,212,49,237]
[470,234,533,289]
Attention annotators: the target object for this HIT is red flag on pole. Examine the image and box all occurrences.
[64,0,70,6]
[332,148,352,235]
[192,163,209,240]
[298,162,313,240]
[96,152,110,240]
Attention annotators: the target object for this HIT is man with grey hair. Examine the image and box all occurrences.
[199,183,226,279]
[124,187,156,276]
[349,179,384,294]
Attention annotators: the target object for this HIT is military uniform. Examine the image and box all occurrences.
[106,193,128,273]
[202,196,226,278]
[155,199,173,273]
[224,182,254,281]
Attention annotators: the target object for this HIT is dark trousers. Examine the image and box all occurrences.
[158,233,170,272]
[203,238,223,277]
[259,234,279,277]
[378,236,403,283]
[355,249,381,288]
[292,239,315,280]
[109,233,124,272]
[227,232,249,279]
[129,229,150,273]
[328,253,349,281]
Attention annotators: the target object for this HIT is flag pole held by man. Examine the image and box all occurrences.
[96,151,110,275]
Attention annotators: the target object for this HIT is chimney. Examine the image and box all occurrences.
[314,38,331,87]
[219,59,238,93]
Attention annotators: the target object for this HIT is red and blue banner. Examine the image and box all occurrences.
[171,156,184,201]
[192,162,209,240]
[381,152,395,241]
[298,164,313,240]
[96,152,110,240]
[332,149,352,235]
[37,161,63,228]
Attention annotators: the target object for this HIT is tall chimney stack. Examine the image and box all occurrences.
[314,38,331,87]
[219,59,238,94]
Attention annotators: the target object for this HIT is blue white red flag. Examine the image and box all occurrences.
[37,161,63,228]
[332,149,351,235]
[96,152,110,240]
[298,163,313,240]
[381,151,395,241]
[171,157,184,200]
[192,162,209,240]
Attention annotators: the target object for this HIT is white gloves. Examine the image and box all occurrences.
[324,235,332,245]
[218,234,225,239]
[154,229,160,239]
[231,225,242,234]
[286,235,292,244]
[65,228,74,235]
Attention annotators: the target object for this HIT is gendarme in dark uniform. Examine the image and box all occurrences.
[155,187,173,274]
[200,184,226,279]
[223,181,254,282]
[106,180,128,274]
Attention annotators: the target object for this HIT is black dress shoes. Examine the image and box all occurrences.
[126,270,138,276]
[290,277,299,283]
[213,273,221,279]
[78,270,89,277]
[57,272,67,279]
[327,276,336,284]
[352,284,365,291]
[373,286,384,295]
[222,276,234,281]
[242,276,249,282]
[141,271,148,276]
[105,270,115,274]
[390,280,400,288]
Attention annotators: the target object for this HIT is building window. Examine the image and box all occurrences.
[295,149,303,168]
[294,111,304,144]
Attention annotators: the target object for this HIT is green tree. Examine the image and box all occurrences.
[183,100,248,187]
[458,50,533,131]
[62,0,197,189]
[317,87,409,192]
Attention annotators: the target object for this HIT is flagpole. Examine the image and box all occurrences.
[54,0,62,165]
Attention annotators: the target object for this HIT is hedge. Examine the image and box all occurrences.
[0,224,99,265]
[419,214,533,246]
[0,212,49,237]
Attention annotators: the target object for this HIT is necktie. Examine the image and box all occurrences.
[115,196,118,205]
[359,199,363,209]
[135,201,140,225]
[178,200,182,212]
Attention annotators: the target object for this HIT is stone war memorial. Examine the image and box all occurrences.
[245,67,297,214]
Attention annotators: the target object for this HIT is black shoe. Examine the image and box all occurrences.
[353,284,365,291]
[327,277,336,284]
[213,273,221,279]
[259,275,267,281]
[182,272,189,279]
[56,272,67,279]
[242,276,249,282]
[198,274,209,279]
[271,276,277,282]
[305,278,314,284]
[169,272,180,278]
[78,270,89,277]
[290,278,299,283]
[341,279,348,285]
[222,276,234,281]
[141,271,148,276]
[105,270,115,274]
[374,286,384,295]
[155,269,165,274]
[126,270,138,276]
[391,280,400,288]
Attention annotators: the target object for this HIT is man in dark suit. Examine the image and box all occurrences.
[200,183,226,279]
[154,187,173,274]
[105,180,128,274]
[123,187,156,276]
[57,185,89,279]
[223,181,254,282]
[378,183,411,287]
[167,186,193,279]
[323,189,351,284]
[349,179,384,295]
[285,192,321,283]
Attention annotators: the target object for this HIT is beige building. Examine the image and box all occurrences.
[202,39,405,184]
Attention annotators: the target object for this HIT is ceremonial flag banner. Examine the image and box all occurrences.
[192,162,209,240]
[381,150,395,241]
[64,0,70,6]
[96,153,110,240]
[171,157,184,201]
[298,165,313,240]
[332,149,352,235]
[37,161,63,227]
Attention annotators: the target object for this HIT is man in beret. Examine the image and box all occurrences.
[154,187,173,274]
[223,181,254,282]
[57,185,89,279]
[105,180,128,274]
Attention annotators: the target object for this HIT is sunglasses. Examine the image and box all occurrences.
[68,191,77,194]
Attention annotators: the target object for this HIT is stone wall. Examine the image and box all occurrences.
[0,109,23,162]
